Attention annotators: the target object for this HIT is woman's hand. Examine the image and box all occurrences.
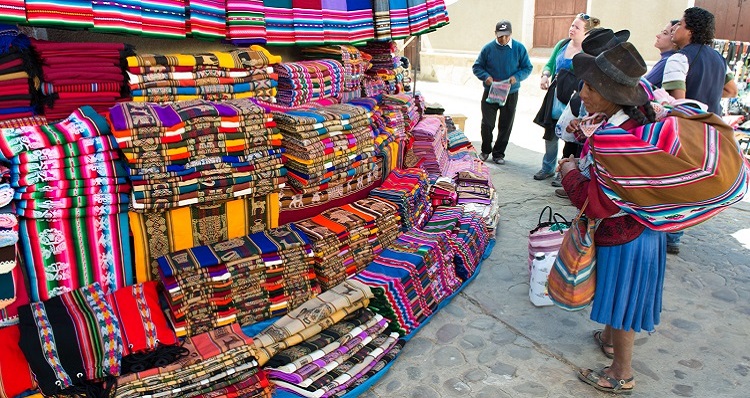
[484,77,493,86]
[556,155,578,178]
[540,75,550,90]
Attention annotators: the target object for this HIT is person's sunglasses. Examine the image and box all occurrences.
[577,13,590,20]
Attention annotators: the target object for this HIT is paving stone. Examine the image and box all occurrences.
[432,346,466,367]
[477,346,499,365]
[436,323,463,343]
[443,302,467,318]
[512,381,548,396]
[489,328,516,346]
[734,364,749,377]
[406,385,440,398]
[672,384,695,397]
[678,359,704,369]
[443,377,472,394]
[468,317,495,331]
[459,334,485,350]
[674,369,688,379]
[489,361,517,377]
[671,318,702,331]
[406,366,422,380]
[463,369,487,382]
[403,337,433,358]
[506,345,533,361]
[385,380,402,392]
[632,359,660,381]
[474,387,512,398]
[712,289,739,303]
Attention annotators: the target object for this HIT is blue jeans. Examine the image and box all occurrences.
[666,231,683,247]
[541,137,559,173]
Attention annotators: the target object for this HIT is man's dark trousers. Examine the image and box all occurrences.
[480,90,519,159]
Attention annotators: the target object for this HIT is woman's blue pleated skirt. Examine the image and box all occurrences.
[590,228,666,332]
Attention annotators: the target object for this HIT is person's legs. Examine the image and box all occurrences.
[541,135,559,173]
[667,231,683,254]
[603,328,636,386]
[480,90,499,156]
[492,91,519,160]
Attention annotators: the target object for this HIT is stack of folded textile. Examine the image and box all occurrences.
[320,0,375,44]
[273,60,344,107]
[0,27,43,125]
[369,167,431,232]
[394,227,460,305]
[382,93,422,136]
[33,40,131,121]
[349,97,403,177]
[446,119,475,158]
[109,99,286,211]
[115,323,272,398]
[264,0,295,45]
[265,307,404,397]
[420,206,489,281]
[361,74,386,97]
[293,196,401,291]
[429,176,457,207]
[274,103,377,198]
[157,223,319,337]
[302,45,371,102]
[141,0,187,38]
[362,42,399,76]
[447,158,500,234]
[226,0,267,45]
[4,107,132,301]
[411,115,449,176]
[126,46,281,103]
[252,279,374,365]
[187,0,227,40]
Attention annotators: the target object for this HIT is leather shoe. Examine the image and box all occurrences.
[667,245,680,255]
[533,170,555,180]
[554,188,568,198]
[493,157,505,165]
[479,153,489,161]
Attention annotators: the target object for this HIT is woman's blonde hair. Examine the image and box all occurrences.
[577,13,601,32]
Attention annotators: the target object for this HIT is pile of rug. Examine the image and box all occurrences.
[293,196,401,290]
[126,46,280,104]
[0,26,43,125]
[446,157,500,234]
[32,40,131,121]
[302,45,371,102]
[157,223,319,337]
[410,115,449,177]
[369,167,431,232]
[5,107,132,301]
[273,60,344,107]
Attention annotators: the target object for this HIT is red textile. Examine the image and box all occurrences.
[561,167,645,246]
[0,325,38,398]
[279,179,381,225]
[31,40,126,52]
[108,281,178,355]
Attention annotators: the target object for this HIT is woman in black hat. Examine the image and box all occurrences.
[557,42,664,395]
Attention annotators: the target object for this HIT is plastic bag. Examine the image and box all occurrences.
[486,79,512,106]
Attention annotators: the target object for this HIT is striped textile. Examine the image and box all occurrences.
[264,0,295,45]
[129,192,279,282]
[252,278,374,365]
[345,0,376,43]
[187,0,226,40]
[141,0,186,38]
[226,0,267,45]
[25,0,94,28]
[387,0,410,39]
[590,106,750,231]
[425,0,449,29]
[17,283,123,397]
[293,0,325,45]
[406,0,430,35]
[0,0,25,23]
[114,323,271,398]
[92,0,142,35]
[372,0,391,40]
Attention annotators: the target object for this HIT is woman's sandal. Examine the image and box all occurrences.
[593,329,615,359]
[577,367,635,395]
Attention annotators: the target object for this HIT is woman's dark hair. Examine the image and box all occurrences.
[683,7,715,45]
[623,103,657,126]
[670,19,679,26]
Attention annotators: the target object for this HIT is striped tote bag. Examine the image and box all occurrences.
[547,199,600,311]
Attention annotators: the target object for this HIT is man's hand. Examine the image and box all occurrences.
[484,77,493,85]
[508,76,517,85]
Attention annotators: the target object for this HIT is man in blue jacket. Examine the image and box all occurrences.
[472,20,533,164]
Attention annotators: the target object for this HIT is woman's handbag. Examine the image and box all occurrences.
[547,199,601,311]
[527,206,570,275]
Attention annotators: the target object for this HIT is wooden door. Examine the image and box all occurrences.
[696,0,750,41]
[533,0,587,48]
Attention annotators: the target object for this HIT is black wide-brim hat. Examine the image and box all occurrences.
[573,41,648,106]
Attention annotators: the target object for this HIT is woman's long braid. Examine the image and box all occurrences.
[623,103,656,125]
